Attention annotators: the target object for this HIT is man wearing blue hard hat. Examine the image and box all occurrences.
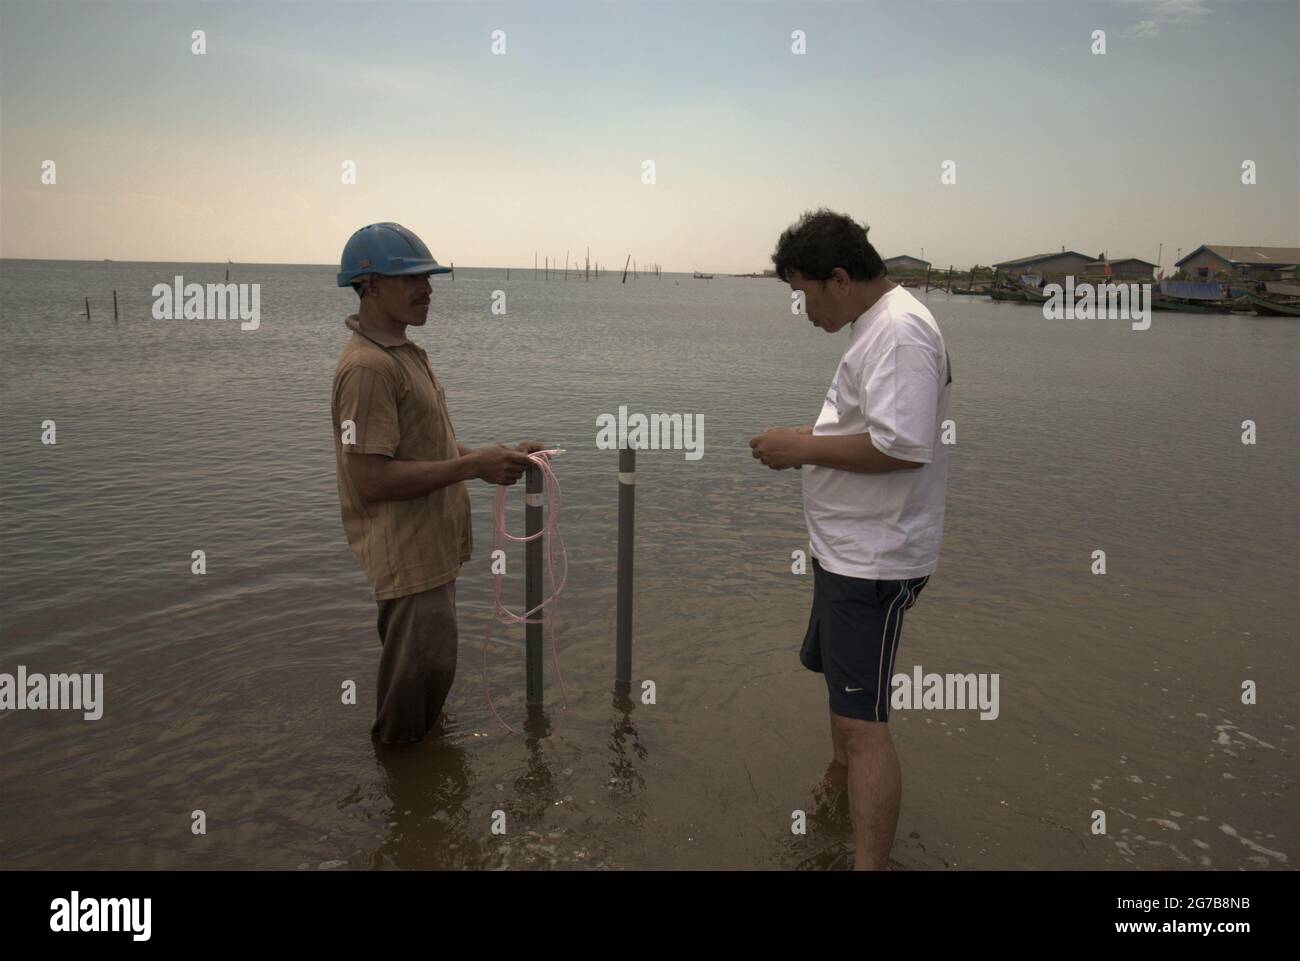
[330,222,541,743]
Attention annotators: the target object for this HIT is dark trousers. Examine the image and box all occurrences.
[372,580,458,743]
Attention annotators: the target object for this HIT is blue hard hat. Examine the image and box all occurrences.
[337,222,452,287]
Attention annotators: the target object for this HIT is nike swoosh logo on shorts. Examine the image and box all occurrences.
[844,686,864,693]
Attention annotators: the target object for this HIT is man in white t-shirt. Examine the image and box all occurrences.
[750,209,951,871]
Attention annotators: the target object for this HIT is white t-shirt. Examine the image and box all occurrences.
[801,285,951,580]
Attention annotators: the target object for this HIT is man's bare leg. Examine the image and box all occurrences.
[832,712,901,870]
[812,704,850,830]
[830,703,848,767]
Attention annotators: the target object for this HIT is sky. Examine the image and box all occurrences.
[1,0,1297,274]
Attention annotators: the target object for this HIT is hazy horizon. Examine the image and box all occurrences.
[3,0,1297,274]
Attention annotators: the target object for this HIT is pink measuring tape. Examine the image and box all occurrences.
[480,449,569,733]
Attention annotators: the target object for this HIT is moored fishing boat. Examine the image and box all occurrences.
[1246,292,1300,317]
[1149,280,1241,314]
[1150,294,1227,314]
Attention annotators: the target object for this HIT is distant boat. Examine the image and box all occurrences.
[1245,292,1300,317]
[692,271,713,280]
[986,284,1049,304]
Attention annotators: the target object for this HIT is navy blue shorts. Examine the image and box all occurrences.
[800,557,929,722]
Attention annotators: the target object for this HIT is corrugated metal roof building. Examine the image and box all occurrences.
[883,255,930,272]
[1175,245,1300,280]
[1082,258,1158,280]
[992,251,1094,276]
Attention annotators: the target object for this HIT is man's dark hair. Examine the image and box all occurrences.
[771,208,886,283]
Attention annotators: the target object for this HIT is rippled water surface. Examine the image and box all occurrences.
[1,260,1295,870]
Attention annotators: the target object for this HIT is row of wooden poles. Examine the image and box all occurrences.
[523,448,637,710]
[81,256,671,319]
[912,264,1003,292]
[396,255,666,283]
[531,248,661,284]
[83,291,120,322]
[82,266,242,320]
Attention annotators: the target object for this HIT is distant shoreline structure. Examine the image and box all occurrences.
[5,243,1298,289]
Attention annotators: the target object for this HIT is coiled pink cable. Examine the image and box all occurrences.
[480,449,569,734]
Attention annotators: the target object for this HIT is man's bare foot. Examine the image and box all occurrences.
[809,760,851,830]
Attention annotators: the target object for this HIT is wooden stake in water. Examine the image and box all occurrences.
[113,290,118,322]
[525,464,544,706]
[85,297,90,321]
[615,446,636,694]
[621,254,631,285]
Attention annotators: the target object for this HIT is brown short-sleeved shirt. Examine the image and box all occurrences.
[331,314,472,600]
